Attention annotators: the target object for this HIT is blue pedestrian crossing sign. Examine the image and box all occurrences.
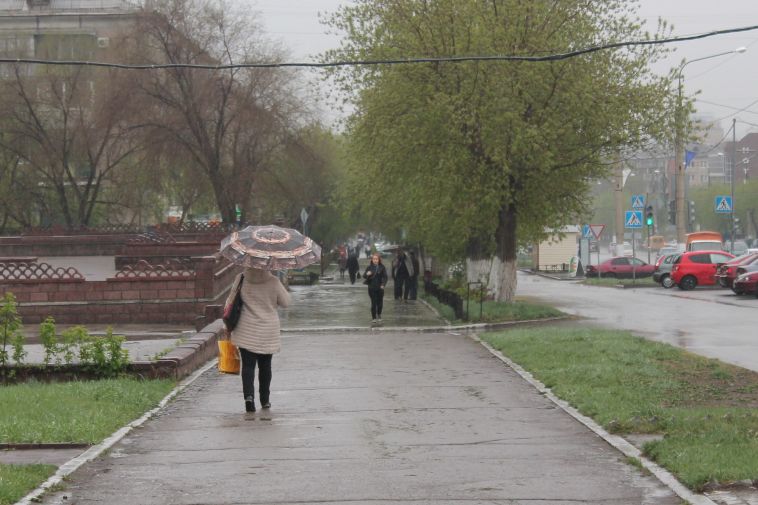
[625,210,643,229]
[714,196,733,214]
[582,224,593,239]
[631,195,645,209]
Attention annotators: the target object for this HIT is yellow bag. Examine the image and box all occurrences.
[218,338,240,374]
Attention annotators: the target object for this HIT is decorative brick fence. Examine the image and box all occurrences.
[0,223,228,257]
[1,255,240,325]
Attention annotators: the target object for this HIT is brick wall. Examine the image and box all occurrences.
[2,256,242,325]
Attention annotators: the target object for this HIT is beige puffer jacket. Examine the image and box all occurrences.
[225,268,291,354]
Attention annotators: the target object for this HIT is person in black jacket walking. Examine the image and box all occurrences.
[363,253,388,323]
[347,247,360,284]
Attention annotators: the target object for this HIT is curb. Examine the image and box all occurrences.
[467,332,717,505]
[14,359,218,505]
[280,316,570,334]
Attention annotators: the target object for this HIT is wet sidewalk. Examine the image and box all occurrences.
[35,329,680,504]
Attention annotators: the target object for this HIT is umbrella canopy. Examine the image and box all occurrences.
[220,225,321,270]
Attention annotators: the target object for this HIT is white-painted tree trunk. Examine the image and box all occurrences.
[466,257,517,301]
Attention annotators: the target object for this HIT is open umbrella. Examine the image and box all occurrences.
[220,225,321,270]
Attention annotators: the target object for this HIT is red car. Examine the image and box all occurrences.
[585,257,655,278]
[715,253,758,288]
[733,271,758,297]
[671,251,735,290]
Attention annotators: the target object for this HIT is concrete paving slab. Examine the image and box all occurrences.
[38,331,680,505]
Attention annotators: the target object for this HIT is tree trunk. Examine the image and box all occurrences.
[493,204,518,302]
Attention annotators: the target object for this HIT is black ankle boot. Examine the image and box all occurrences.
[245,396,255,412]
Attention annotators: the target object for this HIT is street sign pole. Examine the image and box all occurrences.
[632,229,637,285]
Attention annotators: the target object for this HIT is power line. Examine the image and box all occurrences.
[0,24,757,70]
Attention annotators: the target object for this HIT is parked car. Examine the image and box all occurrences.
[585,256,655,278]
[732,262,758,294]
[653,253,680,288]
[671,251,735,290]
[732,271,758,297]
[715,253,758,289]
[657,244,684,259]
[729,240,750,256]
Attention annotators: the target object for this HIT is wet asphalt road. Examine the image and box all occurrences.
[517,271,758,372]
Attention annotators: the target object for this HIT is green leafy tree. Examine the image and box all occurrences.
[325,0,676,300]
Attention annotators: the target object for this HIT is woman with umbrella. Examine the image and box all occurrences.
[221,225,320,412]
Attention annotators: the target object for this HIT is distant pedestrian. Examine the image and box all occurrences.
[347,248,360,284]
[363,253,388,323]
[408,251,420,300]
[391,249,414,301]
[225,268,291,413]
[338,245,348,279]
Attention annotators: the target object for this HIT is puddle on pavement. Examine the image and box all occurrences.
[279,283,445,329]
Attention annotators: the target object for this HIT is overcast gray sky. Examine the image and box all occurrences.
[252,0,758,136]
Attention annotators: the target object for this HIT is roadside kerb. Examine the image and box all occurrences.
[470,332,718,505]
[280,316,571,334]
[13,358,220,505]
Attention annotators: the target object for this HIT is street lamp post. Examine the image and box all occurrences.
[731,118,736,252]
[675,47,746,243]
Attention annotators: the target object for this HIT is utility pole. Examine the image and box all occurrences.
[614,160,624,253]
[731,118,736,252]
[675,78,686,244]
[674,47,746,245]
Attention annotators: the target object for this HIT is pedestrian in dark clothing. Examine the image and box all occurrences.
[409,251,420,300]
[363,253,388,323]
[392,250,414,301]
[347,249,360,284]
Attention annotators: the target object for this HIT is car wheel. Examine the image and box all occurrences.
[732,285,744,295]
[661,275,674,289]
[678,275,697,291]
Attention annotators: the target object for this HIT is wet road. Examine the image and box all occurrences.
[279,281,446,329]
[517,271,758,372]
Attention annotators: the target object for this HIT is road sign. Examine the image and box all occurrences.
[582,224,593,239]
[631,195,645,209]
[714,196,733,214]
[625,210,643,229]
[589,224,605,240]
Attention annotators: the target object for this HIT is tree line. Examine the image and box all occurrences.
[0,0,341,235]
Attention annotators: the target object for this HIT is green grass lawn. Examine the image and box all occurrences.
[422,294,564,324]
[0,378,175,503]
[0,464,57,505]
[582,276,658,287]
[482,326,758,491]
[0,378,175,444]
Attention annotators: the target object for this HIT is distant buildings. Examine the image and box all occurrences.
[0,0,138,59]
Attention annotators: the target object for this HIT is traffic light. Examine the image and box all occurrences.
[688,200,696,227]
[734,217,742,236]
[645,205,654,226]
[668,200,676,224]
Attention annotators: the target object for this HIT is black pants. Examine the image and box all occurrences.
[368,287,384,318]
[408,276,418,300]
[349,268,358,284]
[394,275,410,299]
[239,348,272,404]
